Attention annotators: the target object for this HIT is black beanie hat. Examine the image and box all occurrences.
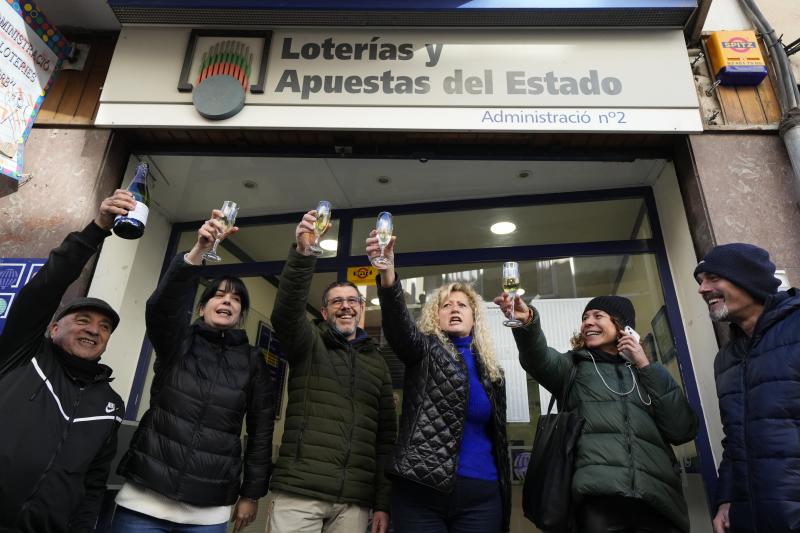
[693,243,780,302]
[583,295,636,329]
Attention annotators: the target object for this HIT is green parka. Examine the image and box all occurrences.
[514,311,697,532]
[269,246,397,511]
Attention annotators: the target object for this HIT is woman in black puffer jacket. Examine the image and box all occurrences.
[112,213,275,533]
[367,233,510,533]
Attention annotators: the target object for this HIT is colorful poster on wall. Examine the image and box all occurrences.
[0,258,44,333]
[0,1,69,181]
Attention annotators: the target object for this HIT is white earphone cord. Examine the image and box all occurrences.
[588,353,652,406]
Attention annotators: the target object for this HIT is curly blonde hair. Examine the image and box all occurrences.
[417,282,503,382]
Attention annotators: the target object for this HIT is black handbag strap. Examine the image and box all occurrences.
[546,362,579,415]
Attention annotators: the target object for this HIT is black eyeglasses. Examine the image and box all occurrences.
[326,296,363,308]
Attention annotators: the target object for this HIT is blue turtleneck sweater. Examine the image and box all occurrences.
[451,335,498,481]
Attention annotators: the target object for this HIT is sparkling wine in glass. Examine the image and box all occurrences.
[309,200,331,257]
[502,261,523,327]
[203,200,238,263]
[371,212,393,269]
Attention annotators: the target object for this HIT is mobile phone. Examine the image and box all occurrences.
[620,326,640,363]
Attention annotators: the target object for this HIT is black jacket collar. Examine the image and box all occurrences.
[316,320,374,351]
[51,342,113,384]
[192,319,249,346]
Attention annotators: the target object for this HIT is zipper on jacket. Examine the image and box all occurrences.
[295,355,314,462]
[741,342,758,531]
[615,364,636,497]
[295,424,305,461]
[337,347,358,499]
[449,351,469,483]
[177,341,223,492]
[17,386,84,524]
[480,355,508,509]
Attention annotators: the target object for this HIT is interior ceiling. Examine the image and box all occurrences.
[145,155,668,223]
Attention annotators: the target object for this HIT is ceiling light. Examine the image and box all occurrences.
[370,297,381,306]
[320,239,338,251]
[490,222,516,235]
[242,179,258,189]
[517,288,526,296]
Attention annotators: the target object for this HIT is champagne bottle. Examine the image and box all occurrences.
[113,162,150,239]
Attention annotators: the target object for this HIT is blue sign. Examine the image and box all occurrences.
[0,259,45,333]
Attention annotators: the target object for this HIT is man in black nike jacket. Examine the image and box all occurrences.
[0,189,136,533]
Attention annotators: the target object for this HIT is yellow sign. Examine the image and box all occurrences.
[707,30,767,85]
[348,265,378,285]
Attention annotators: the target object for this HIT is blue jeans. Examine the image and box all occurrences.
[390,476,502,533]
[110,506,228,533]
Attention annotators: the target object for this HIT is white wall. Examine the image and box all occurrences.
[757,0,800,82]
[88,204,171,407]
[652,162,724,466]
[703,0,752,31]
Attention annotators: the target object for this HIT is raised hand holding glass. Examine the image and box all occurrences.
[502,261,523,327]
[203,200,238,263]
[309,200,331,256]
[370,212,393,269]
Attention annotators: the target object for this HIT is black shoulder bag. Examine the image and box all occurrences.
[522,363,585,532]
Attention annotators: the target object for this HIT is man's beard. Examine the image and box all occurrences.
[709,302,730,322]
[327,314,357,337]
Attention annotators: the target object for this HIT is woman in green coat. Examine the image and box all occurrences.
[496,294,697,533]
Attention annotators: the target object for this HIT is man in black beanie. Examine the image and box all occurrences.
[694,243,800,533]
[0,189,135,533]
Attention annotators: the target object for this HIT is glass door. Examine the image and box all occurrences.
[126,189,713,533]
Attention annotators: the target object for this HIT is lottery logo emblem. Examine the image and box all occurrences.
[192,40,253,120]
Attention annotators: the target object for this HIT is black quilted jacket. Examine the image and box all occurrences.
[377,276,511,532]
[117,255,275,506]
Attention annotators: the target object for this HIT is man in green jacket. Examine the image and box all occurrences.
[268,210,396,533]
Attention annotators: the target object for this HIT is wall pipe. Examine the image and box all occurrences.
[738,0,800,204]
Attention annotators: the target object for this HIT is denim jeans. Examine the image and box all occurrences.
[390,476,502,533]
[110,506,227,533]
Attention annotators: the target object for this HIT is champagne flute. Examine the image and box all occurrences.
[370,212,393,269]
[309,200,331,256]
[203,200,239,263]
[502,261,523,327]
